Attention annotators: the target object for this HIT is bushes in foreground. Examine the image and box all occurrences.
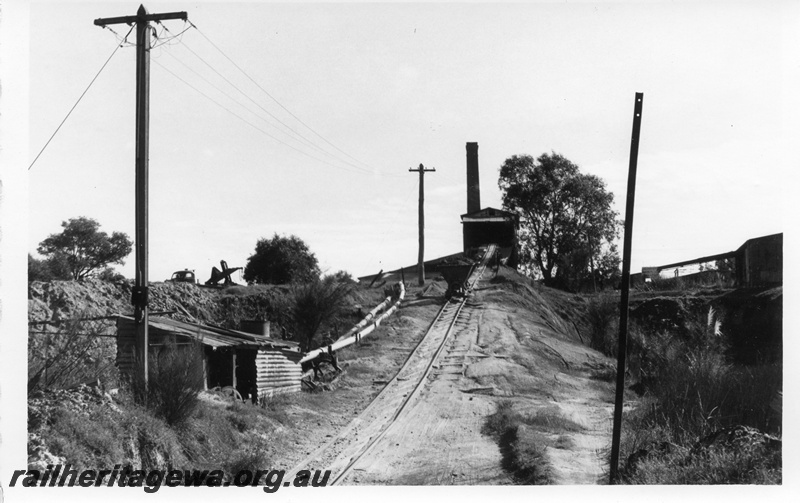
[616,330,781,484]
[483,402,588,484]
[31,389,285,476]
[583,292,782,484]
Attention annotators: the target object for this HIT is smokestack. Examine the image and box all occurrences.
[466,142,480,214]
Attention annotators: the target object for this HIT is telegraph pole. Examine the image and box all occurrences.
[409,163,435,285]
[610,92,644,483]
[94,5,188,389]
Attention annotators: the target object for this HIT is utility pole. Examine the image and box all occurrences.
[94,5,188,390]
[409,163,435,286]
[610,92,644,483]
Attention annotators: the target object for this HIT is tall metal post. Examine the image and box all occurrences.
[409,163,435,285]
[94,5,188,390]
[610,92,644,483]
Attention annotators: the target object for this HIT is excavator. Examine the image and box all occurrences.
[204,260,242,287]
[166,260,242,287]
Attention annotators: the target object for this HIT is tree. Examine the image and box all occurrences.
[28,253,71,282]
[37,217,133,281]
[499,152,619,289]
[243,233,321,285]
[326,270,356,284]
[289,276,354,352]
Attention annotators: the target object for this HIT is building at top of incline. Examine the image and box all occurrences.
[460,142,518,266]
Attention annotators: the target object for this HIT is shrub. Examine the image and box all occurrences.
[585,295,619,355]
[483,401,554,484]
[44,404,125,470]
[289,276,355,351]
[223,437,271,477]
[28,317,118,393]
[119,405,187,471]
[525,406,585,433]
[617,321,783,484]
[133,340,204,426]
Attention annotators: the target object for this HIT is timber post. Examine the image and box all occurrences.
[409,163,435,286]
[94,5,188,391]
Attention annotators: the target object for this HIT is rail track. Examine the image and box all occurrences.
[285,245,496,484]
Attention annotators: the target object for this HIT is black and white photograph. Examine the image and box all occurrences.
[1,1,797,502]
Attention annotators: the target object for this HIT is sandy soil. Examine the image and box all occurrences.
[299,269,616,485]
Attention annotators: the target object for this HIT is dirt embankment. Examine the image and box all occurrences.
[28,279,270,327]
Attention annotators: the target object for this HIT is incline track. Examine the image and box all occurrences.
[285,245,496,484]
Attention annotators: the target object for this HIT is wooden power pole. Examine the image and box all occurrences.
[409,163,435,286]
[610,92,644,483]
[94,5,188,389]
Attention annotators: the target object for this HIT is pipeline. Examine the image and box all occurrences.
[299,282,405,364]
[335,295,394,342]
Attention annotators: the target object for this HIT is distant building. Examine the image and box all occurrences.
[461,206,517,259]
[461,142,518,264]
[633,232,782,288]
[735,233,782,287]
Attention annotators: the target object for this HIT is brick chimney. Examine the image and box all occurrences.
[466,142,480,214]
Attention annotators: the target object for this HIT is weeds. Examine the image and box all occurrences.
[616,320,782,484]
[525,406,585,433]
[28,316,118,392]
[585,295,619,356]
[223,437,272,477]
[131,340,204,427]
[483,401,587,484]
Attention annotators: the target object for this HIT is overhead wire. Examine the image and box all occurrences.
[29,23,136,171]
[157,46,359,166]
[189,22,379,172]
[151,58,375,175]
[164,26,374,175]
[151,20,192,49]
[164,23,409,179]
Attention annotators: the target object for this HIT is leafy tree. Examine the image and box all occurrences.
[289,276,354,352]
[96,267,127,283]
[326,270,356,283]
[499,152,619,289]
[37,217,133,281]
[244,233,321,285]
[28,253,71,282]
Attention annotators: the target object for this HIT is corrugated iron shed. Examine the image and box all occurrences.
[116,316,304,399]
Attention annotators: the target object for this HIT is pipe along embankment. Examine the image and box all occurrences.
[299,282,406,365]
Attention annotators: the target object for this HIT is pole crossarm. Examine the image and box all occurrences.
[94,5,187,27]
[408,163,436,173]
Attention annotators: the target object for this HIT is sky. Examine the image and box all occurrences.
[21,0,800,283]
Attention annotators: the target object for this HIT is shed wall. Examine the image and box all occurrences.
[255,349,303,397]
[737,234,782,287]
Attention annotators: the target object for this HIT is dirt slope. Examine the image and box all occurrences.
[330,268,616,485]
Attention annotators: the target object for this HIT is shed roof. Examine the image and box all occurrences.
[116,315,301,352]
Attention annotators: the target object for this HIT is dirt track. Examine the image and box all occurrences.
[294,268,616,485]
